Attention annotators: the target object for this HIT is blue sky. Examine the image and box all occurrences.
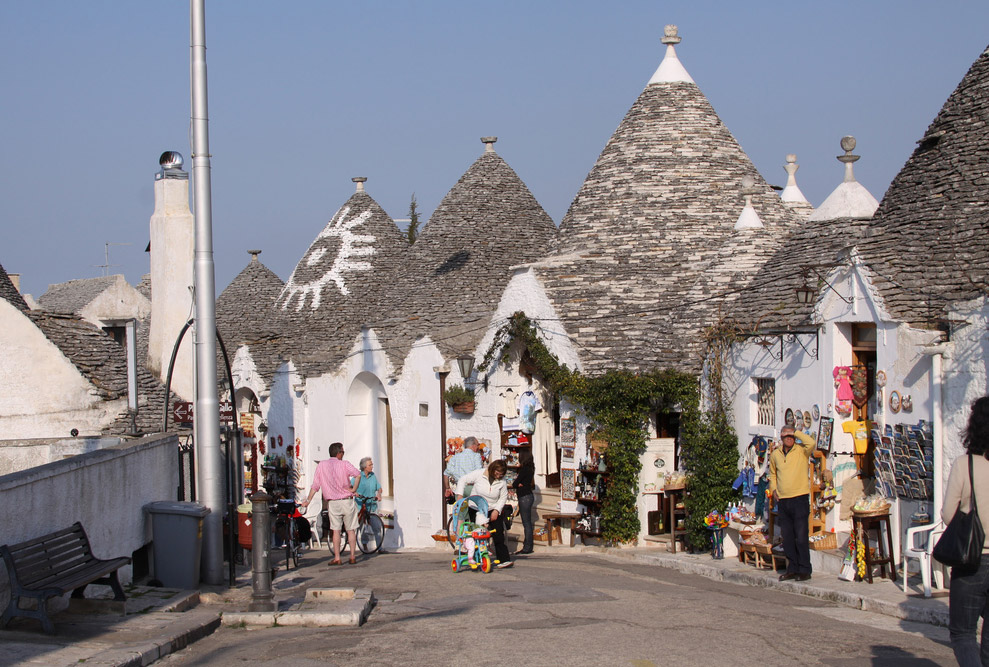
[2,2,988,298]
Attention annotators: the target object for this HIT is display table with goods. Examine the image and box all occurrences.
[851,496,896,583]
[660,475,688,553]
[575,447,608,541]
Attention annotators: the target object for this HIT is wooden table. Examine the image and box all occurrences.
[542,512,582,547]
[660,486,687,553]
[852,510,896,583]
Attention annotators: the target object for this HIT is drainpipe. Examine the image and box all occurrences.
[435,364,451,529]
[919,342,951,523]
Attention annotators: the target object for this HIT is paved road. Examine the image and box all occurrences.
[160,550,954,667]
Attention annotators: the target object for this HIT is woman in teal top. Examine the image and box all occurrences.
[355,457,382,513]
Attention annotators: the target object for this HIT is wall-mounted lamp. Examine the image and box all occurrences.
[795,278,815,305]
[796,269,854,305]
[456,355,475,383]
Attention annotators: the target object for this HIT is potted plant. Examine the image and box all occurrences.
[444,384,476,414]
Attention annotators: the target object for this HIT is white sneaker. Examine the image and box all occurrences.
[496,561,514,569]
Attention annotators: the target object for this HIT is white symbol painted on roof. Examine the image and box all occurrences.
[280,206,377,310]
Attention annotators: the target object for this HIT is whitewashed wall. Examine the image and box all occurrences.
[78,275,151,327]
[726,263,939,534]
[0,300,124,439]
[148,174,195,400]
[0,434,178,611]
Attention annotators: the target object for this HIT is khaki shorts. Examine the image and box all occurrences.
[327,498,358,531]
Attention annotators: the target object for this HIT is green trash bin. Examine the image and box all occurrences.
[144,501,211,588]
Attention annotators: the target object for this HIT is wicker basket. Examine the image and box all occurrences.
[809,532,837,550]
[852,505,891,517]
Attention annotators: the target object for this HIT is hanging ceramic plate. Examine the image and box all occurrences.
[803,412,813,430]
[876,370,887,388]
[793,410,804,426]
[784,408,795,427]
[812,404,820,421]
[889,390,901,413]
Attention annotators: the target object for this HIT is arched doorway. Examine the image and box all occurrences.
[346,372,394,498]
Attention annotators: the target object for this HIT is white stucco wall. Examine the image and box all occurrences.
[941,296,989,464]
[726,262,944,534]
[0,437,122,476]
[0,300,124,439]
[0,433,179,611]
[148,174,195,401]
[78,275,151,327]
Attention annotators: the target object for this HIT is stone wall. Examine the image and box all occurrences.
[0,433,179,609]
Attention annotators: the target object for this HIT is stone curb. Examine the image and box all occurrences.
[86,608,222,667]
[576,546,950,628]
[221,589,375,628]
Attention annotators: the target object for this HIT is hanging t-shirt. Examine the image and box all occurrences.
[499,388,518,418]
[518,390,542,434]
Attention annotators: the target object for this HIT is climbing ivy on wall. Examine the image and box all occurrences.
[480,312,738,546]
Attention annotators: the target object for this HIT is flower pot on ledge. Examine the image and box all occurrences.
[451,402,475,414]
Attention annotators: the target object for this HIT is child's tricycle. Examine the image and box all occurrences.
[449,496,495,573]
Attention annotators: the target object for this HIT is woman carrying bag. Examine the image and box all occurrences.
[942,397,989,665]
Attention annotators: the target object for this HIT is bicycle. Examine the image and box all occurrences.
[273,499,303,570]
[338,495,386,555]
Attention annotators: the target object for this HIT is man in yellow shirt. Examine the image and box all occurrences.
[769,425,816,581]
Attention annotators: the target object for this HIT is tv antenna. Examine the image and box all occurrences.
[94,242,131,276]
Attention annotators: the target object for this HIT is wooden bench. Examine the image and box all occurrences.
[1,522,130,633]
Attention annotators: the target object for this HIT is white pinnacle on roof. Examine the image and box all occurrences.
[734,176,765,230]
[647,25,694,85]
[808,136,879,221]
[780,154,810,204]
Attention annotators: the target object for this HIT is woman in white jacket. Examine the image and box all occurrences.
[457,460,513,568]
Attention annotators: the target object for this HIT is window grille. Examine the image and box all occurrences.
[755,378,775,427]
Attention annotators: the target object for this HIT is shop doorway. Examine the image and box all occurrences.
[346,372,394,498]
[851,324,877,477]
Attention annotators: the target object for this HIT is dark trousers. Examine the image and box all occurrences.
[949,554,989,666]
[778,494,811,575]
[488,510,511,563]
[519,493,534,552]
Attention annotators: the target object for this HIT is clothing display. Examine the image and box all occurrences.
[518,390,542,434]
[533,409,557,478]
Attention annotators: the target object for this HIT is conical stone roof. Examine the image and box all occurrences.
[215,250,286,383]
[0,262,28,312]
[377,139,558,364]
[856,44,989,326]
[533,27,798,375]
[275,183,409,375]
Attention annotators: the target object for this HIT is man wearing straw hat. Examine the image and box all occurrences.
[769,424,817,581]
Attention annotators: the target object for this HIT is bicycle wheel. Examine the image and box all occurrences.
[446,514,458,550]
[290,519,301,568]
[357,513,385,554]
[285,517,294,570]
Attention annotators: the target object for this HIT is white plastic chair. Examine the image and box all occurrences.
[302,505,323,550]
[902,521,946,597]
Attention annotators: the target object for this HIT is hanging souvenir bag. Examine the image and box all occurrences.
[932,454,985,568]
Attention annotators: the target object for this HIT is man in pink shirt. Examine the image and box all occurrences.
[300,442,360,565]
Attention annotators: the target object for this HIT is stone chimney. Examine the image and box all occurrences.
[147,151,195,400]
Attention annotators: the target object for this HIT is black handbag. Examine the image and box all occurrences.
[933,454,986,568]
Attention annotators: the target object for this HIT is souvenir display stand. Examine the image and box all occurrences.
[660,482,688,553]
[851,505,896,583]
[575,446,607,541]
